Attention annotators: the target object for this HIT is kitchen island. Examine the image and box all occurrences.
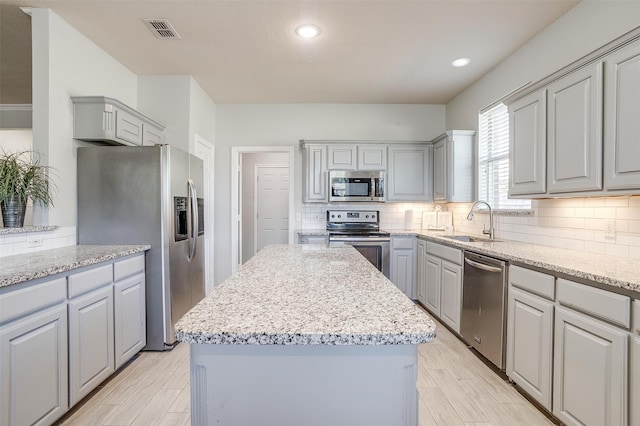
[175,244,436,426]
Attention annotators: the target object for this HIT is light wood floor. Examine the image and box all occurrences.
[56,316,553,426]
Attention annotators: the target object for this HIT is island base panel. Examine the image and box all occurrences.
[189,344,419,426]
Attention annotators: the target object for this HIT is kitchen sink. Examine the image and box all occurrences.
[441,235,502,243]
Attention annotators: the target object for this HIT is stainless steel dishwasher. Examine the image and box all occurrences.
[460,251,508,370]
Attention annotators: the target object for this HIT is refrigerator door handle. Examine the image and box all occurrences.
[187,179,198,262]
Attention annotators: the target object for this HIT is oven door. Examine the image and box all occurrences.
[330,237,390,278]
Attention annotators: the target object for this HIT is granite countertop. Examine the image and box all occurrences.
[0,226,59,235]
[0,245,150,288]
[404,230,640,295]
[296,229,329,236]
[176,244,436,346]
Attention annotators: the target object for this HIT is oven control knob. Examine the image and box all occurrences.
[365,215,369,218]
[331,214,335,218]
[372,214,376,219]
[337,215,342,218]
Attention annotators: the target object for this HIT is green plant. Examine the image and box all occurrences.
[0,150,55,207]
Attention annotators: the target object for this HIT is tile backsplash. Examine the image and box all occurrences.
[301,195,640,259]
[0,226,76,257]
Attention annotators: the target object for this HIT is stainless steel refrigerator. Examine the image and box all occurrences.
[77,145,205,351]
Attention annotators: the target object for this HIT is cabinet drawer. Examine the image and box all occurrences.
[0,277,67,323]
[68,265,113,298]
[426,241,462,265]
[557,278,630,328]
[114,255,145,281]
[392,237,414,250]
[509,265,555,300]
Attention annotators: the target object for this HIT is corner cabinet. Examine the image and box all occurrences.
[390,236,415,299]
[432,131,475,202]
[604,38,640,191]
[302,143,328,203]
[71,96,165,146]
[387,144,432,202]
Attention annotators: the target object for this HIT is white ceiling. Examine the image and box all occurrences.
[1,0,579,104]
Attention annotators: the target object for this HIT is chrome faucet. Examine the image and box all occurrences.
[467,200,495,240]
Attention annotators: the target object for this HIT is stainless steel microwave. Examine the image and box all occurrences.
[329,171,385,202]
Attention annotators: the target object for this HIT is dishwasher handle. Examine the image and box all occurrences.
[464,257,503,273]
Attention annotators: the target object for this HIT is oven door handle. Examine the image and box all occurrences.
[330,237,390,243]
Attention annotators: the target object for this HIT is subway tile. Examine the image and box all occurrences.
[617,233,640,247]
[574,229,595,241]
[604,243,629,258]
[557,207,575,217]
[615,220,629,233]
[629,246,640,260]
[0,243,14,257]
[593,207,616,219]
[629,220,640,234]
[629,196,640,207]
[583,198,605,207]
[604,197,629,207]
[563,239,585,252]
[584,241,605,255]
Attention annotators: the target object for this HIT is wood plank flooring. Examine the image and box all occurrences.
[56,315,553,425]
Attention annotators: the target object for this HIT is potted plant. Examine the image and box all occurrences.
[0,150,55,228]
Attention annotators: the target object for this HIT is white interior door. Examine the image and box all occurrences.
[255,165,289,253]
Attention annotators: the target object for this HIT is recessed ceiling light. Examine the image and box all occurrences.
[451,57,471,67]
[295,24,321,39]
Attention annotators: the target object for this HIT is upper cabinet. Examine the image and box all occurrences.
[506,30,640,197]
[604,38,640,190]
[302,143,328,203]
[357,145,387,170]
[547,62,603,193]
[387,144,432,202]
[509,90,547,195]
[432,130,475,202]
[72,96,165,146]
[327,145,357,170]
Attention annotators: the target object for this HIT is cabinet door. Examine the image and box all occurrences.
[604,39,640,190]
[327,145,357,170]
[0,304,68,426]
[432,139,447,201]
[114,108,144,146]
[68,285,115,407]
[440,260,462,333]
[506,287,554,410]
[391,249,414,298]
[114,273,146,369]
[632,336,640,426]
[424,254,441,316]
[387,145,432,201]
[142,123,163,146]
[357,145,386,170]
[303,144,328,202]
[553,306,627,426]
[547,62,603,193]
[416,240,427,305]
[509,90,547,195]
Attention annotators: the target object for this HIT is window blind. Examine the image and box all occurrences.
[478,103,531,209]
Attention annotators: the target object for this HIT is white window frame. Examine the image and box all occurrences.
[478,103,531,211]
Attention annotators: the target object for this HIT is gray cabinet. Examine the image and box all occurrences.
[553,306,627,426]
[72,96,165,146]
[432,131,475,202]
[327,145,357,170]
[547,62,603,193]
[68,265,115,407]
[302,144,328,202]
[390,236,415,298]
[416,239,427,306]
[357,145,386,170]
[440,260,462,333]
[387,144,432,202]
[0,304,68,426]
[424,254,441,316]
[632,334,640,426]
[298,234,329,244]
[506,265,555,411]
[114,259,146,369]
[422,242,463,333]
[604,39,640,191]
[508,90,547,195]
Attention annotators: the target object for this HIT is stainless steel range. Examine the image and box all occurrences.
[327,210,390,278]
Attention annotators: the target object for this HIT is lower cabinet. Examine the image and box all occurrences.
[506,286,554,410]
[298,234,329,245]
[390,236,415,298]
[0,304,68,426]
[418,241,462,334]
[631,335,640,426]
[114,272,146,369]
[416,239,427,305]
[68,285,115,406]
[553,306,628,426]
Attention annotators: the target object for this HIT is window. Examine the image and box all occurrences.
[478,103,531,209]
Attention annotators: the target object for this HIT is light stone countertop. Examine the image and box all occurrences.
[175,244,437,346]
[296,229,329,236]
[0,226,59,235]
[0,245,150,288]
[402,230,640,295]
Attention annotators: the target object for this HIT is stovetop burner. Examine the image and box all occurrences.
[326,210,388,237]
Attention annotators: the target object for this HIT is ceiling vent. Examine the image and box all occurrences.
[143,19,181,40]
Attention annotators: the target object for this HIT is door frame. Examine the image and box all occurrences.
[194,135,215,294]
[254,164,289,255]
[231,146,295,273]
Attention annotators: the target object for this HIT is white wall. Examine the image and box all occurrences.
[31,8,138,228]
[188,78,216,154]
[214,104,445,283]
